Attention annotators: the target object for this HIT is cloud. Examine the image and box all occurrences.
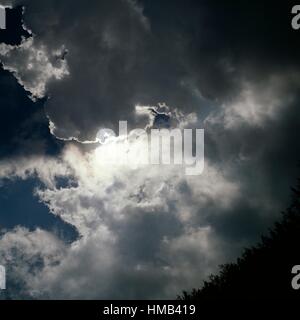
[0,134,240,298]
[0,37,69,99]
[1,0,300,300]
[205,72,300,129]
[0,155,72,188]
[0,227,66,299]
[1,0,156,140]
[1,0,299,141]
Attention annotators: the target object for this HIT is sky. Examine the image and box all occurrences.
[0,0,300,299]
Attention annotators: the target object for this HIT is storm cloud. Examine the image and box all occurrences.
[0,0,300,299]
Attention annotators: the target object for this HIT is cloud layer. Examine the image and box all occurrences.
[0,0,300,299]
[0,137,239,298]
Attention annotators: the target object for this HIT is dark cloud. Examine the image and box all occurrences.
[0,0,300,299]
[3,0,298,138]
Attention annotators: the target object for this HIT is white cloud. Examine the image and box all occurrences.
[0,227,66,298]
[0,136,240,298]
[0,37,69,99]
[205,74,299,129]
[0,155,72,188]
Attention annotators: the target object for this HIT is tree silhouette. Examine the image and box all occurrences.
[180,179,300,300]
